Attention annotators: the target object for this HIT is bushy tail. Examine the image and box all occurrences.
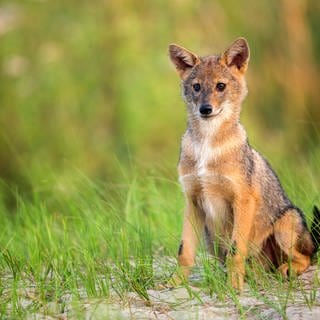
[311,206,320,254]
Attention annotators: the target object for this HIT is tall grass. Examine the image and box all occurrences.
[0,169,181,317]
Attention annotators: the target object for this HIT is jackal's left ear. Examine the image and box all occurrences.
[222,38,250,73]
[169,44,200,78]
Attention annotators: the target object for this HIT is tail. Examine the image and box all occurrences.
[311,205,320,254]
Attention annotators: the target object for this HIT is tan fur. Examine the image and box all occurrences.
[168,38,315,290]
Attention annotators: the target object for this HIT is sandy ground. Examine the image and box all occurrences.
[81,266,320,320]
[2,259,320,319]
[12,265,317,320]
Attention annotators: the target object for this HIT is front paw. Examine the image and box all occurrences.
[228,271,244,291]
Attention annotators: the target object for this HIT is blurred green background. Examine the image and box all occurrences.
[1,0,319,203]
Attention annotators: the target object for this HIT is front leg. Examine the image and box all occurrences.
[168,198,204,287]
[227,195,255,291]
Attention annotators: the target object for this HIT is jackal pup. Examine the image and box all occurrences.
[168,38,319,290]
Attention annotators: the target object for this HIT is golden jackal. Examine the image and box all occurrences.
[168,37,319,290]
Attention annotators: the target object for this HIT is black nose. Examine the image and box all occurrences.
[199,104,212,115]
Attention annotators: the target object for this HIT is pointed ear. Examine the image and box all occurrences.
[169,44,200,78]
[222,38,250,73]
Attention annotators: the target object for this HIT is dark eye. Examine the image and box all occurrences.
[193,83,201,92]
[216,82,226,92]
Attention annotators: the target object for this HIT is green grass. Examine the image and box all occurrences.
[0,160,319,319]
[0,169,181,317]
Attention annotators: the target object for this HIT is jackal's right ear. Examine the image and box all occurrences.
[222,38,250,73]
[169,44,200,78]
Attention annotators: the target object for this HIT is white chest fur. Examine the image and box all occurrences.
[191,138,224,222]
[189,136,236,226]
[193,137,212,176]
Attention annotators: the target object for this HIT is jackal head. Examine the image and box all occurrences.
[169,38,249,128]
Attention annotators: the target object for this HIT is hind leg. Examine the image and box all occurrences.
[273,209,312,277]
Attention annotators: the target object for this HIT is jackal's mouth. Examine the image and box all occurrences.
[200,108,222,119]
